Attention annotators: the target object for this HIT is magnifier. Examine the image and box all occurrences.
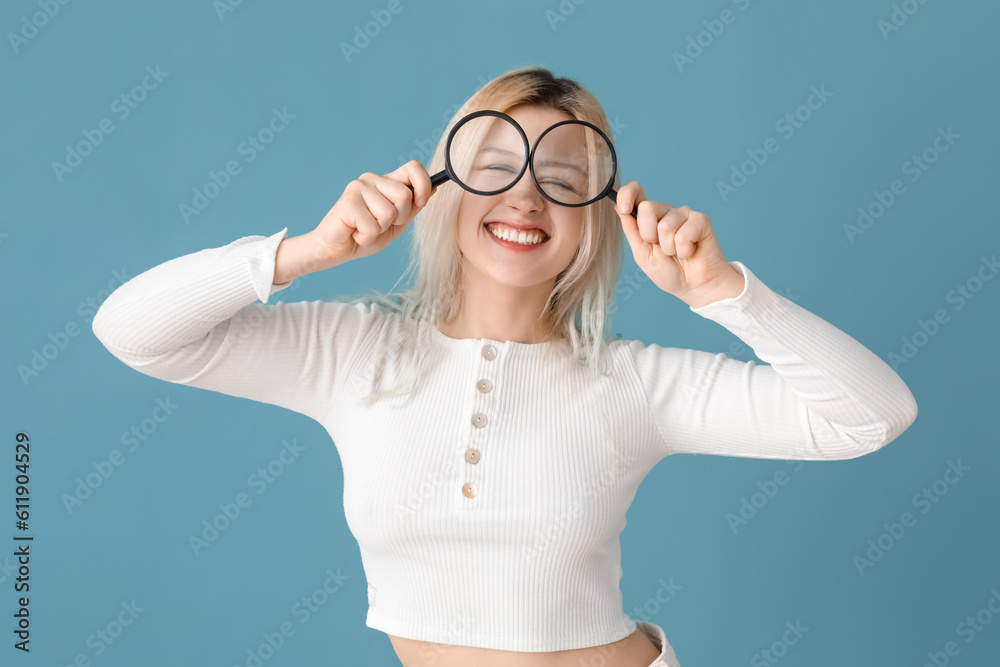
[411,110,639,217]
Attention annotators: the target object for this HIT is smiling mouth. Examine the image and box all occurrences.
[485,222,550,245]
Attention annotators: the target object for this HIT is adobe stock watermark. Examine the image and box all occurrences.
[610,256,791,319]
[404,425,634,529]
[567,579,680,667]
[177,106,295,224]
[222,271,312,360]
[682,353,727,404]
[188,438,306,556]
[519,446,639,562]
[7,0,73,55]
[397,99,463,167]
[877,0,933,41]
[395,454,456,520]
[885,253,996,373]
[61,397,180,515]
[843,126,959,244]
[232,566,350,667]
[725,286,800,359]
[0,557,20,585]
[852,458,970,576]
[750,620,809,666]
[392,613,473,667]
[18,267,130,386]
[628,577,683,626]
[397,103,623,172]
[51,65,170,183]
[519,404,639,563]
[608,264,650,317]
[671,0,755,73]
[340,0,413,64]
[390,72,494,166]
[919,587,1000,667]
[717,84,834,202]
[544,0,588,31]
[724,461,805,535]
[607,115,628,144]
[213,0,247,21]
[394,97,477,168]
[681,285,800,403]
[592,117,649,318]
[56,600,144,665]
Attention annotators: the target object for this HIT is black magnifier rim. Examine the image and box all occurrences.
[529,119,618,208]
[443,109,530,196]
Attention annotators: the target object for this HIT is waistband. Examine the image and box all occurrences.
[634,621,681,667]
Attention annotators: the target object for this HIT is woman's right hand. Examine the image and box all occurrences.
[309,160,435,266]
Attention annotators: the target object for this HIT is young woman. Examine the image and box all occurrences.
[93,67,918,667]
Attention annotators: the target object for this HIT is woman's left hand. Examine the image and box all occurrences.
[615,181,745,309]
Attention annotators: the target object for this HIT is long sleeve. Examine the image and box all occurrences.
[625,261,918,461]
[91,228,386,424]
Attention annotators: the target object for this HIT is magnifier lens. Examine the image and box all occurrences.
[448,115,527,195]
[533,122,615,206]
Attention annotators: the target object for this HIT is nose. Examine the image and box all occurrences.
[502,168,546,214]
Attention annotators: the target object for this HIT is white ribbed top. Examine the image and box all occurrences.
[91,227,918,652]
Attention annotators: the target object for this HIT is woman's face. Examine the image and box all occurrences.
[454,104,586,293]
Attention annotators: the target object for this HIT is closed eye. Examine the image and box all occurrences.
[541,179,578,193]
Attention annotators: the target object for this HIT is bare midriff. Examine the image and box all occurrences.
[387,628,662,667]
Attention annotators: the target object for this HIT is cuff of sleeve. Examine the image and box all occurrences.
[689,261,789,329]
[241,227,294,304]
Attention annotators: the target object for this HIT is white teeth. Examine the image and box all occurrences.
[487,223,547,246]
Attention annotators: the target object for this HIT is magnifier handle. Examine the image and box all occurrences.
[406,169,451,199]
[430,170,450,188]
[607,187,639,218]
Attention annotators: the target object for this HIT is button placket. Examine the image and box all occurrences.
[460,342,499,506]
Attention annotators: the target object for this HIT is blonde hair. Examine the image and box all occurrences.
[340,66,625,405]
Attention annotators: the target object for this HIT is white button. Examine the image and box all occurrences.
[465,448,481,464]
[481,344,496,360]
[471,412,488,428]
[477,378,493,393]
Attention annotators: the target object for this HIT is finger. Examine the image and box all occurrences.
[340,184,379,244]
[394,160,433,209]
[673,209,712,259]
[345,197,382,245]
[356,176,400,232]
[615,180,646,218]
[656,205,689,256]
[383,162,423,214]
[618,201,645,258]
[344,188,380,244]
[635,200,657,249]
[615,182,648,259]
[634,199,676,245]
[369,173,415,227]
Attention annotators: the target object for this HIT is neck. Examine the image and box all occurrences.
[438,270,562,344]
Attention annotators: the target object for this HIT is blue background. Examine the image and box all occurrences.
[2,1,999,665]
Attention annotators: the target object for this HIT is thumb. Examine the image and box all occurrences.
[617,206,646,261]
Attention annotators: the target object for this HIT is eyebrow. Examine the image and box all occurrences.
[532,157,587,176]
[476,146,588,176]
[477,146,524,160]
